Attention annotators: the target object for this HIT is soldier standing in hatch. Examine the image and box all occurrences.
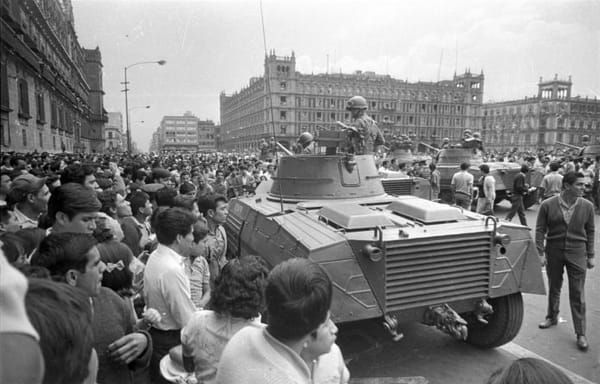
[344,96,385,155]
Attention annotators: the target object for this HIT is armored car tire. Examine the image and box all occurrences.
[466,292,524,348]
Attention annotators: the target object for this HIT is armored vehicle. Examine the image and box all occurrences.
[225,135,545,348]
[556,141,600,160]
[432,146,541,208]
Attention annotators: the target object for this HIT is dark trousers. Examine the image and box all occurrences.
[545,247,587,336]
[149,328,181,384]
[506,195,527,225]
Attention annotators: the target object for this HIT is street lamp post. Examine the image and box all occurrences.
[122,60,166,153]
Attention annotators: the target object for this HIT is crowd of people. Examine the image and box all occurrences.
[0,129,595,383]
[0,150,348,384]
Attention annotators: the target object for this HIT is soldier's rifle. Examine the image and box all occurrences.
[420,142,441,153]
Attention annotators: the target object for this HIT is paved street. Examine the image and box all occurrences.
[340,201,600,384]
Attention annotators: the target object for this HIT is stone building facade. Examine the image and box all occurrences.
[154,111,216,152]
[104,112,123,152]
[482,75,600,152]
[0,0,106,154]
[220,51,484,152]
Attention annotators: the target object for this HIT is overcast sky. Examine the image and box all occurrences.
[72,0,600,151]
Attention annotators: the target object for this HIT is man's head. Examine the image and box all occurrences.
[346,95,368,118]
[7,174,50,214]
[460,162,470,171]
[154,207,196,257]
[47,183,101,234]
[479,164,490,174]
[25,279,97,384]
[129,190,152,218]
[562,171,586,198]
[32,233,105,297]
[152,168,172,187]
[549,162,560,172]
[520,164,529,174]
[197,194,228,225]
[60,164,98,190]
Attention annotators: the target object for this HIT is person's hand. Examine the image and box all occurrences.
[587,258,595,269]
[143,308,162,325]
[540,254,547,267]
[108,332,148,364]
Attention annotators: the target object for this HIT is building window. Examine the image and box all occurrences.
[53,136,56,149]
[280,96,287,105]
[280,111,287,120]
[280,81,287,90]
[39,132,43,148]
[0,61,9,112]
[108,131,113,139]
[18,79,30,119]
[36,93,45,123]
[22,129,27,147]
[280,125,287,134]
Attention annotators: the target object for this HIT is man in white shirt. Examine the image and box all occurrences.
[144,207,197,384]
[451,162,474,210]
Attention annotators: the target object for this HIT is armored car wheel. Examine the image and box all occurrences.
[466,292,524,348]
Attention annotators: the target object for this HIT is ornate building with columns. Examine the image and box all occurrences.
[0,0,106,153]
[220,51,484,152]
[482,75,600,152]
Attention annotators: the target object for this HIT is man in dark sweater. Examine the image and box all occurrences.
[505,164,529,225]
[536,172,595,351]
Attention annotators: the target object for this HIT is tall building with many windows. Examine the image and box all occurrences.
[104,112,123,152]
[0,0,106,153]
[153,111,216,152]
[220,51,484,152]
[482,75,600,152]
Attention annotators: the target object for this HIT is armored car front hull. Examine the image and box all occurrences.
[226,154,545,348]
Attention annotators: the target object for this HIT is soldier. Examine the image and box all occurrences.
[441,137,450,149]
[292,132,314,154]
[258,138,269,160]
[344,96,384,155]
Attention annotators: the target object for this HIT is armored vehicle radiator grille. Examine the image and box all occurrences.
[384,232,492,311]
[381,179,412,196]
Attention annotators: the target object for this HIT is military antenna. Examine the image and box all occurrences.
[260,0,284,213]
[259,0,278,163]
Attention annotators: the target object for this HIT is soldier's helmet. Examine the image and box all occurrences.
[473,132,481,139]
[582,134,590,143]
[443,137,449,142]
[346,96,368,111]
[463,129,473,137]
[298,132,314,146]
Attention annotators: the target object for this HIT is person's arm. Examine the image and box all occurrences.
[535,202,548,264]
[584,206,595,268]
[107,296,152,369]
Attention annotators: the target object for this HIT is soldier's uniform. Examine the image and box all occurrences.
[351,114,385,155]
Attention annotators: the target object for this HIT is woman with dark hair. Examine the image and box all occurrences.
[485,357,573,384]
[161,255,268,384]
[97,240,159,331]
[216,257,349,384]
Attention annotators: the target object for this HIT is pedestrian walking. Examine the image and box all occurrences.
[536,172,595,351]
[476,164,495,216]
[505,164,529,225]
